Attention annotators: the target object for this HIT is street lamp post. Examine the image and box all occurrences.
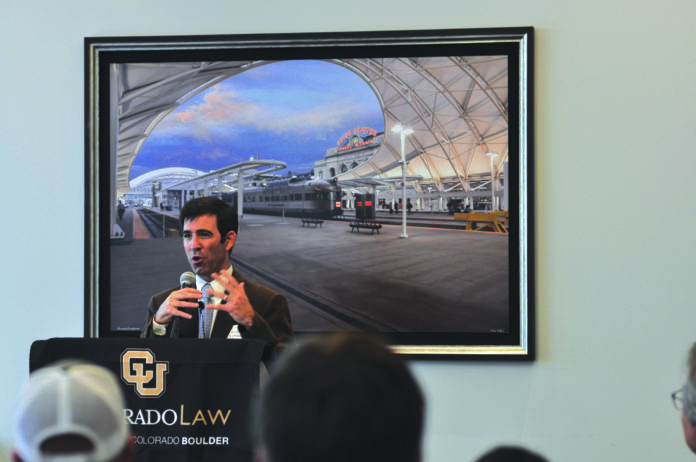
[486,151,498,211]
[392,123,413,238]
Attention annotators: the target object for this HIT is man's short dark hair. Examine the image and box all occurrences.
[179,196,238,238]
[256,333,425,462]
[475,446,549,462]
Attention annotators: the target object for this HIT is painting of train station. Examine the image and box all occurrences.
[106,56,514,339]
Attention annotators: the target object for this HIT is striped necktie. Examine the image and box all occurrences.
[199,283,214,338]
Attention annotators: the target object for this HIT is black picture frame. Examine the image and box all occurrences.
[85,27,534,359]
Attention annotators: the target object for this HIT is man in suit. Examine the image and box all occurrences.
[140,196,292,346]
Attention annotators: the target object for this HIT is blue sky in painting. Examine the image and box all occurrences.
[130,60,385,181]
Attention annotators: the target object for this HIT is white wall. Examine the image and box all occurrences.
[2,1,695,461]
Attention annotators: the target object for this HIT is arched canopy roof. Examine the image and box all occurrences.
[115,57,508,195]
[129,167,205,190]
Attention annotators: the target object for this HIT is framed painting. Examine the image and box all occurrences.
[85,27,534,359]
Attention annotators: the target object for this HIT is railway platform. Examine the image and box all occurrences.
[110,211,510,337]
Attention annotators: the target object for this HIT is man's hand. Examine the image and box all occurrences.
[206,272,255,328]
[154,287,202,324]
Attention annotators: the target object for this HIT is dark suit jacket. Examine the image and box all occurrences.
[140,269,293,347]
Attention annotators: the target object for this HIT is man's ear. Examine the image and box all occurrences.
[224,231,237,252]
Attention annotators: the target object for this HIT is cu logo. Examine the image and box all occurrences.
[121,349,169,398]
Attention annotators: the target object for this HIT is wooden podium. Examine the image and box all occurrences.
[30,338,275,462]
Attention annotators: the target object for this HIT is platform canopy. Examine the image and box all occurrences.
[115,57,508,196]
[129,167,205,191]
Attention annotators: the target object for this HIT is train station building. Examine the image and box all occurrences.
[108,56,513,235]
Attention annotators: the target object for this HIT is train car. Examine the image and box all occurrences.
[222,176,342,219]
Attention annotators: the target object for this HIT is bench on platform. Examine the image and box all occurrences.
[301,218,324,228]
[349,220,383,235]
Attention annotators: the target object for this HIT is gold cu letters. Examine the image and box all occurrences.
[121,349,168,398]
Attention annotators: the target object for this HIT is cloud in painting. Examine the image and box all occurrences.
[154,86,377,141]
[134,60,385,178]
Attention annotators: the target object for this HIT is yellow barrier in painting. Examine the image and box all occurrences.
[453,211,508,234]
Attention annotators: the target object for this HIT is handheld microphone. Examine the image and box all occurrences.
[171,272,197,338]
[180,271,196,290]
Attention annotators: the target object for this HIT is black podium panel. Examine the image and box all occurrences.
[30,338,270,462]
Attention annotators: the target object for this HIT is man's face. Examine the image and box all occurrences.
[182,214,236,281]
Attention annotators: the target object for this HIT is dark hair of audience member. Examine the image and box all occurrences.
[475,445,549,462]
[256,333,425,462]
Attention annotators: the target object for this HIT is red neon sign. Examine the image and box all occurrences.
[337,138,374,152]
[337,127,378,146]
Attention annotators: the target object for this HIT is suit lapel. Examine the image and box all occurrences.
[211,312,235,338]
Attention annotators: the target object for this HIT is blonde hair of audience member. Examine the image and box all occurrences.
[255,333,425,462]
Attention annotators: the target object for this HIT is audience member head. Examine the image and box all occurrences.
[179,196,239,238]
[475,445,549,462]
[679,342,696,453]
[13,360,133,462]
[256,332,425,462]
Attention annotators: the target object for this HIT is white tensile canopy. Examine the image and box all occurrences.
[114,57,508,197]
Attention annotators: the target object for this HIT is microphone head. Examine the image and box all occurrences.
[180,271,196,289]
